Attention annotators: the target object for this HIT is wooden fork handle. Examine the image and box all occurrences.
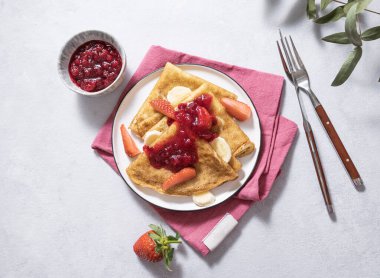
[315,105,360,181]
[304,122,333,213]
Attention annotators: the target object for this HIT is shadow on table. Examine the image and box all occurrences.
[75,68,132,130]
[135,256,185,278]
[265,0,323,42]
[281,0,306,26]
[265,0,305,25]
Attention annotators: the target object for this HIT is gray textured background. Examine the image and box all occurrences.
[1,0,380,277]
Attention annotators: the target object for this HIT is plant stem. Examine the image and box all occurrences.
[332,0,380,15]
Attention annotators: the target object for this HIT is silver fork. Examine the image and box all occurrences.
[277,31,363,190]
[277,31,333,214]
[277,31,364,213]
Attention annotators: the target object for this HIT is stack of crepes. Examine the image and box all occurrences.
[127,62,255,196]
[92,46,298,256]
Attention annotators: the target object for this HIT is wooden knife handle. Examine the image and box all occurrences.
[315,105,360,180]
[304,123,333,211]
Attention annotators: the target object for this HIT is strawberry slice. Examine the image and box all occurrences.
[196,106,213,129]
[162,167,196,191]
[220,98,251,121]
[120,124,140,157]
[150,99,176,119]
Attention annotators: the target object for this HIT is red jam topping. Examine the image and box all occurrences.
[144,94,218,172]
[174,94,218,141]
[143,125,198,173]
[69,40,122,92]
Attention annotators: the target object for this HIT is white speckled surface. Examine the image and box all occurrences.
[1,1,380,277]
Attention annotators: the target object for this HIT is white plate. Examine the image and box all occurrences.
[112,64,261,211]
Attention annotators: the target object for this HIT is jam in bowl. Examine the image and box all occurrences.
[58,30,126,96]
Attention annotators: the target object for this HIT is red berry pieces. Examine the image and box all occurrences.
[68,40,122,92]
[143,125,198,173]
[144,94,218,173]
[150,99,176,119]
[174,94,218,142]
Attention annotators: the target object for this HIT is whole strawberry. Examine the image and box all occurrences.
[133,224,181,271]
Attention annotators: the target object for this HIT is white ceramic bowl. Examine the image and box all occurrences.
[58,30,126,97]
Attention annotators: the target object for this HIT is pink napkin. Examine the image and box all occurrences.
[92,46,298,256]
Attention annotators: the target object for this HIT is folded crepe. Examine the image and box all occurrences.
[127,123,238,196]
[129,62,237,138]
[146,84,255,172]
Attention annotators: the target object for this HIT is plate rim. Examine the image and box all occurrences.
[111,63,262,211]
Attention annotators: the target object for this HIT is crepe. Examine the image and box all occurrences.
[146,84,255,171]
[129,62,237,138]
[127,123,238,196]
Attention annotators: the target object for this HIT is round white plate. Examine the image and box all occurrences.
[112,64,261,211]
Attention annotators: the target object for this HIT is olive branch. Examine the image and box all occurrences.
[307,0,380,86]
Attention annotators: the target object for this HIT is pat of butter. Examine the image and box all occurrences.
[167,86,192,105]
[192,191,216,207]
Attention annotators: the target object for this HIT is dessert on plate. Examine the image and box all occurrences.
[121,62,255,199]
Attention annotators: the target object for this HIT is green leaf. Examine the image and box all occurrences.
[321,0,332,10]
[160,225,167,237]
[356,0,373,13]
[148,233,161,242]
[362,26,380,41]
[168,248,174,261]
[307,0,317,19]
[331,46,362,86]
[148,224,162,235]
[322,32,351,44]
[314,7,345,24]
[345,3,362,46]
[343,0,372,14]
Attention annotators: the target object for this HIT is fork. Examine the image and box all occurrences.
[277,31,364,213]
[277,31,333,214]
[277,30,363,189]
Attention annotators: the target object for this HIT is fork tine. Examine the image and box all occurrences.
[289,36,305,70]
[285,37,299,70]
[276,41,292,81]
[279,30,294,72]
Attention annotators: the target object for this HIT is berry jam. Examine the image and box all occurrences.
[174,94,218,141]
[68,40,122,92]
[143,124,198,173]
[144,94,218,172]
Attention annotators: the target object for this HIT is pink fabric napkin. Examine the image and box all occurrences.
[92,45,298,256]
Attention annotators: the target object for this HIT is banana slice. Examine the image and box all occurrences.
[210,137,231,163]
[143,130,162,146]
[192,191,216,207]
[167,86,191,105]
[216,116,225,127]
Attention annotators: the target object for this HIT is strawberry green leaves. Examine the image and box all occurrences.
[332,46,362,86]
[147,224,181,271]
[362,26,380,41]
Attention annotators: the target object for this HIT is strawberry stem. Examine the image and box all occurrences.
[167,240,182,244]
